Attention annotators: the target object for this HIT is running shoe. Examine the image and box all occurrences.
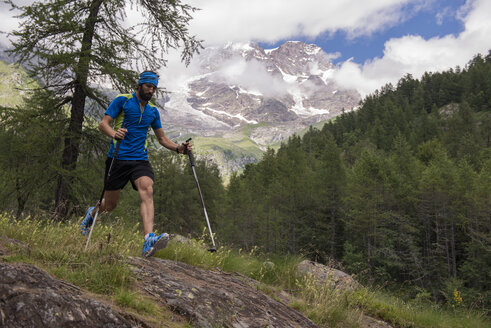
[142,232,170,258]
[80,206,94,236]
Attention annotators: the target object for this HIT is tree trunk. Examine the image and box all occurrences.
[53,0,104,219]
[330,207,336,257]
[15,177,29,220]
[450,221,457,278]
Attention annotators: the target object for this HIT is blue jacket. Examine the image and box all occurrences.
[105,93,162,160]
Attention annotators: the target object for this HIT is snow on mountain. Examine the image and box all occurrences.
[162,41,360,139]
[156,41,361,176]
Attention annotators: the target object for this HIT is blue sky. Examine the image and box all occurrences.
[287,0,468,64]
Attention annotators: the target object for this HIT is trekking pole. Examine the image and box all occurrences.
[185,138,217,252]
[84,129,124,251]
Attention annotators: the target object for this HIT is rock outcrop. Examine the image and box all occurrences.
[128,256,319,328]
[0,262,148,328]
[1,235,393,328]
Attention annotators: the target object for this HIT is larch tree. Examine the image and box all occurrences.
[5,0,202,219]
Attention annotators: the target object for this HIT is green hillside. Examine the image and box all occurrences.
[218,52,491,314]
[0,61,36,107]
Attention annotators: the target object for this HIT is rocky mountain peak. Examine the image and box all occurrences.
[159,41,361,175]
[164,40,360,132]
[268,41,333,77]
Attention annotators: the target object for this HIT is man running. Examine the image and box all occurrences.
[80,71,191,257]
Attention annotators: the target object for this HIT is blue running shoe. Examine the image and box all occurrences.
[142,232,170,258]
[80,206,94,236]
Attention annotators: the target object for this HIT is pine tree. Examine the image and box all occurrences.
[5,0,202,219]
[344,148,393,282]
[0,89,69,217]
[460,158,491,302]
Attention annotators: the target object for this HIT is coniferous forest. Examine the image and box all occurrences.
[1,53,490,312]
[216,53,491,309]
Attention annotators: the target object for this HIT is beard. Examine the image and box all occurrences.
[138,88,153,101]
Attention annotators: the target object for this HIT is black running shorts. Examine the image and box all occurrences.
[105,158,154,191]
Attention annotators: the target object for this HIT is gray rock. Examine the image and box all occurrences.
[128,257,319,328]
[0,262,148,328]
[297,260,359,292]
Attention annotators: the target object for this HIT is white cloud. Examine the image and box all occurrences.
[330,0,491,97]
[175,0,491,98]
[212,57,288,97]
[0,1,35,47]
[185,0,422,45]
[435,7,451,26]
[0,6,20,47]
[158,0,424,94]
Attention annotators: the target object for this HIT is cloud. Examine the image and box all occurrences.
[177,0,491,98]
[158,47,289,98]
[330,0,491,97]
[0,5,21,47]
[158,0,423,94]
[212,57,288,97]
[185,0,422,45]
[435,6,451,26]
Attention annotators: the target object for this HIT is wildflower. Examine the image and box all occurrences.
[453,289,463,305]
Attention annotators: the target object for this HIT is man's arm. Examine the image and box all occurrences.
[154,128,191,154]
[99,115,127,140]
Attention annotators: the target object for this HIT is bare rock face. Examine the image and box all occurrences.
[128,256,319,328]
[0,262,147,328]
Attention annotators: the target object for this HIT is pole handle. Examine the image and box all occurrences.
[185,138,195,166]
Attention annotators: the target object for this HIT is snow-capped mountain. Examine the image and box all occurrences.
[160,41,361,148]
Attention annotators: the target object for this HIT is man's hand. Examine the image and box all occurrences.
[114,127,127,140]
[178,141,192,154]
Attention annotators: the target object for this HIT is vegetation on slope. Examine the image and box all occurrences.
[1,213,488,328]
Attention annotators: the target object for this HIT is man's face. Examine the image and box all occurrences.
[138,83,156,101]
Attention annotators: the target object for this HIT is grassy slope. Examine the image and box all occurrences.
[1,213,488,328]
[190,118,335,179]
[0,61,37,107]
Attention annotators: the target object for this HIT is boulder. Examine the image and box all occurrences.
[297,260,359,292]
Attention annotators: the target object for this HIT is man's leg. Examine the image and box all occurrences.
[135,175,169,257]
[81,158,126,236]
[81,189,121,236]
[87,190,121,218]
[134,176,154,235]
[90,189,121,216]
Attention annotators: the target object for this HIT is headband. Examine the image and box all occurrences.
[138,71,159,88]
